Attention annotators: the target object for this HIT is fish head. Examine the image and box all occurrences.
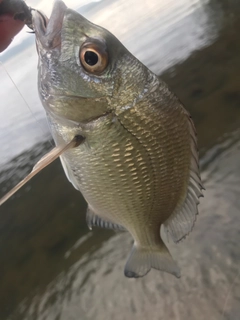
[33,0,151,123]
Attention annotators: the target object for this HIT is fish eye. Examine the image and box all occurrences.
[80,39,108,74]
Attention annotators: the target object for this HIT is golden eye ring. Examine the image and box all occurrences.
[79,40,108,74]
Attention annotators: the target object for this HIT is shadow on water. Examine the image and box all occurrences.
[1,0,240,319]
[0,142,115,319]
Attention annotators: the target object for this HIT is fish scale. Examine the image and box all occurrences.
[33,0,203,278]
[116,100,191,211]
[56,116,153,222]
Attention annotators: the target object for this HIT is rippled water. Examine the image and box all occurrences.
[1,0,240,319]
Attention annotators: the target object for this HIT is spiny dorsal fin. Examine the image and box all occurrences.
[163,110,204,243]
[86,206,125,231]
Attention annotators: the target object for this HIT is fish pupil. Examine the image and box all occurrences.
[84,51,98,66]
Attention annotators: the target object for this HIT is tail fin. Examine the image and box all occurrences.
[124,242,181,278]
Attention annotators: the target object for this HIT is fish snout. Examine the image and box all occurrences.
[32,0,67,51]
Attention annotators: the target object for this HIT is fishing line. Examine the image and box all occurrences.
[0,60,53,147]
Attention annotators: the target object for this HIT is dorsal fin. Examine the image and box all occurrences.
[163,111,204,243]
[86,206,125,231]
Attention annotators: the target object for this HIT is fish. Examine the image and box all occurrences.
[32,0,204,278]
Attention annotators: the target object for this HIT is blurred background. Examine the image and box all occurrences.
[0,0,240,319]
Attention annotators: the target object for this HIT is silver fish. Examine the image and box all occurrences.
[32,0,204,278]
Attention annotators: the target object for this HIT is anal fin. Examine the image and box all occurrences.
[86,206,125,231]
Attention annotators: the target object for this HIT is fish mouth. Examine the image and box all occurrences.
[32,0,67,49]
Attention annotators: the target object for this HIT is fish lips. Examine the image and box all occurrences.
[32,0,67,50]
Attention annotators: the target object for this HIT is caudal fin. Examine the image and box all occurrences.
[124,242,181,278]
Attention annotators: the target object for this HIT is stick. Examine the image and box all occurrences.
[0,135,84,206]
